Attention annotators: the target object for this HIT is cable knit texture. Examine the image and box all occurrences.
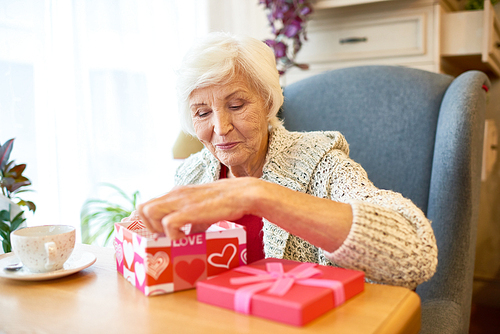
[174,125,437,290]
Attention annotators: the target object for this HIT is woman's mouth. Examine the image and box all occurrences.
[216,142,239,150]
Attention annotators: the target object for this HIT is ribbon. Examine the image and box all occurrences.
[229,262,345,314]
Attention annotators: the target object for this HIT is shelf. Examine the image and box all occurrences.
[441,0,500,76]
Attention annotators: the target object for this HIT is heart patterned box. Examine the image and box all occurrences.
[113,220,247,296]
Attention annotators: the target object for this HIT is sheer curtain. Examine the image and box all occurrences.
[0,0,212,240]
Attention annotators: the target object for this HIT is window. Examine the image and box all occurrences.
[0,0,209,239]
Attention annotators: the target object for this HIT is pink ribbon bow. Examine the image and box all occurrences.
[229,262,345,314]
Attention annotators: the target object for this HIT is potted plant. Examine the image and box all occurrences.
[260,0,314,75]
[0,206,25,253]
[0,138,36,253]
[80,183,140,247]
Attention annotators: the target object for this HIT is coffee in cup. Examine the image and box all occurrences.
[10,225,76,273]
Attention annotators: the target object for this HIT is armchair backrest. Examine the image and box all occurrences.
[282,65,489,333]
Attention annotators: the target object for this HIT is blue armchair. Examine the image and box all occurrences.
[281,65,490,333]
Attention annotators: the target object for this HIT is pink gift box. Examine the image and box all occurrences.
[113,220,246,296]
[196,258,365,326]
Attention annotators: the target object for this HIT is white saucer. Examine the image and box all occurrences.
[0,250,96,281]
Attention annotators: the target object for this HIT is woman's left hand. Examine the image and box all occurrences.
[137,178,256,240]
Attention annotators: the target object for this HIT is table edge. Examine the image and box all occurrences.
[374,288,421,334]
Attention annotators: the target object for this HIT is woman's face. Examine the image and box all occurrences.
[189,74,269,176]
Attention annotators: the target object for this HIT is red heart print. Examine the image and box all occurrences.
[146,251,170,280]
[175,259,206,286]
[114,241,124,266]
[208,244,237,269]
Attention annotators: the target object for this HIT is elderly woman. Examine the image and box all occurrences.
[136,32,437,290]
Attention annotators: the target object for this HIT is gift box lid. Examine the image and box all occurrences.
[197,258,365,326]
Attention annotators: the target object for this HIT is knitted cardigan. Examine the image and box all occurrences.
[174,125,437,290]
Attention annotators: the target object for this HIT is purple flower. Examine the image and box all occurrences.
[275,41,287,58]
[265,39,287,58]
[283,20,301,37]
[273,4,288,19]
[261,0,313,75]
[264,39,276,48]
[300,5,312,16]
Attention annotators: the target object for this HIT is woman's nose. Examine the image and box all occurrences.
[213,111,233,135]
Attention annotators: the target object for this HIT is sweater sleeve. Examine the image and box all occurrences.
[316,149,437,290]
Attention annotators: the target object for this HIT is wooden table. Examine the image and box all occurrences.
[0,244,421,333]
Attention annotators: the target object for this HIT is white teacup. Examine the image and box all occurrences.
[10,225,76,273]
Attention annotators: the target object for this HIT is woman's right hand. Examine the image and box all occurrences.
[136,178,258,240]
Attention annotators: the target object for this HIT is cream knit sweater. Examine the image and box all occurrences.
[174,125,437,289]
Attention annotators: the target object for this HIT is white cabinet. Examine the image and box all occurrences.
[284,0,443,84]
[300,11,429,62]
[283,0,471,85]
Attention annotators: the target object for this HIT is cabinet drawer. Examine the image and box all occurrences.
[313,0,393,9]
[296,11,428,63]
[441,0,500,76]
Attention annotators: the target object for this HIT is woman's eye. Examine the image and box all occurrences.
[229,104,243,110]
[197,110,211,118]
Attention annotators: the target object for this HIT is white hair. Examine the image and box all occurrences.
[176,32,284,136]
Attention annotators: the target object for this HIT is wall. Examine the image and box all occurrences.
[474,75,500,307]
[470,2,500,309]
[207,0,270,40]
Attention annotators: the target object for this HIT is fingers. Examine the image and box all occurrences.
[136,201,165,234]
[159,205,236,240]
[121,210,140,223]
[137,191,193,236]
[160,209,209,240]
[161,214,186,240]
[189,223,214,234]
[136,179,256,239]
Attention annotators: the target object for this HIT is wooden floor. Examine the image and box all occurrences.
[469,303,500,334]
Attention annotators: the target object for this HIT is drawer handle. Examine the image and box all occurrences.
[339,37,368,44]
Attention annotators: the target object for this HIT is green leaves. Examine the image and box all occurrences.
[0,205,26,253]
[465,0,499,10]
[80,183,139,247]
[0,138,36,213]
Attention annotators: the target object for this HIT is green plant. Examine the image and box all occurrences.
[80,183,140,246]
[0,205,26,253]
[0,138,36,213]
[465,0,499,10]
